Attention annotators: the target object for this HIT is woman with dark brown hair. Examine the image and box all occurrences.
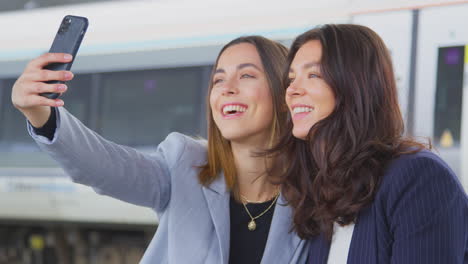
[269,24,468,263]
[12,36,308,263]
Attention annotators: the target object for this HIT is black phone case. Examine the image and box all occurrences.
[40,15,88,99]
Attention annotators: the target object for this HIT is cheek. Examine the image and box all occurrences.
[313,86,335,117]
[327,98,336,115]
[259,91,274,116]
[256,83,273,104]
[321,90,336,116]
[209,90,217,112]
[285,96,292,109]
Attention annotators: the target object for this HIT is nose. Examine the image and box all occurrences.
[221,78,239,96]
[286,79,304,97]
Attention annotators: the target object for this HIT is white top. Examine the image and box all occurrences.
[327,222,355,264]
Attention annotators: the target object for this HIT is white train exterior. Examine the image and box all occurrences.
[0,1,466,263]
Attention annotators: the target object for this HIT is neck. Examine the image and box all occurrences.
[231,141,278,202]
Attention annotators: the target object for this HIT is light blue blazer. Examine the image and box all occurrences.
[28,108,308,264]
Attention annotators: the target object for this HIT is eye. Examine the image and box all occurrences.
[240,73,255,79]
[308,73,321,79]
[213,78,223,85]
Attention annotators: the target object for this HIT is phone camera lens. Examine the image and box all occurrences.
[65,18,71,24]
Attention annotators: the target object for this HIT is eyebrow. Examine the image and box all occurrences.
[214,63,262,74]
[289,62,321,72]
[238,63,261,71]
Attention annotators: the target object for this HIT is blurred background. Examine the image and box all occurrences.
[0,0,467,263]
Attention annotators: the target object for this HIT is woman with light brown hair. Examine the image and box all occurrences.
[268,24,467,263]
[11,36,308,263]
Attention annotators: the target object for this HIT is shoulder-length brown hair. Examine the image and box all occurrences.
[268,24,428,240]
[198,36,289,191]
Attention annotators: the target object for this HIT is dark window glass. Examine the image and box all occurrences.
[0,75,92,167]
[99,67,205,147]
[60,74,93,126]
[0,79,33,145]
[434,46,465,145]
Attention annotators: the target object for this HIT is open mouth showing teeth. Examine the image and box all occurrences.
[222,105,247,115]
[293,106,314,114]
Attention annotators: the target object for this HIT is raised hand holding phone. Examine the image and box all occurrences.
[40,15,88,99]
[11,15,88,128]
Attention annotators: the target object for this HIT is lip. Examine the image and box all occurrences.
[220,102,248,119]
[290,104,314,121]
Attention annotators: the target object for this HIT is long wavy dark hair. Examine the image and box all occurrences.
[267,24,429,240]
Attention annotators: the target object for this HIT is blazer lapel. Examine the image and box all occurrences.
[260,194,303,264]
[346,207,378,264]
[308,232,331,264]
[202,173,230,264]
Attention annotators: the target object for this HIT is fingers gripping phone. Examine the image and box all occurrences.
[40,15,88,99]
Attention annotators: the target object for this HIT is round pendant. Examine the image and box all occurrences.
[248,220,256,231]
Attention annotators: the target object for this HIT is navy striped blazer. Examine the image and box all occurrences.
[308,150,468,264]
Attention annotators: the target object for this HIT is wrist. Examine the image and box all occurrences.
[22,106,52,128]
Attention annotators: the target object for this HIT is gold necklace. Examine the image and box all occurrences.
[241,192,280,231]
[240,193,277,204]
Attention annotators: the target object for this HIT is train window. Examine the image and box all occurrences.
[60,74,93,126]
[0,78,52,167]
[0,79,33,145]
[99,67,205,147]
[434,46,465,145]
[0,75,93,167]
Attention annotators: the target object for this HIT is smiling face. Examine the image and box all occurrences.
[209,43,273,145]
[286,40,336,140]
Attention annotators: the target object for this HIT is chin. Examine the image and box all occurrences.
[292,128,308,140]
[218,130,242,141]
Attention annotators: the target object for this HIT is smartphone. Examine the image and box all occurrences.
[40,15,88,99]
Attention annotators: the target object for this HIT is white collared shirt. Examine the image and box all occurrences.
[327,222,355,264]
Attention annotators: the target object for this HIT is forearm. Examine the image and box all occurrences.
[29,107,173,210]
[21,105,51,128]
[31,107,56,141]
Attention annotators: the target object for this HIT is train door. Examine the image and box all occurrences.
[433,45,466,188]
[462,46,468,190]
[415,3,468,187]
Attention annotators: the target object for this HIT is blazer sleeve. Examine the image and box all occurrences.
[27,107,186,213]
[382,153,468,264]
